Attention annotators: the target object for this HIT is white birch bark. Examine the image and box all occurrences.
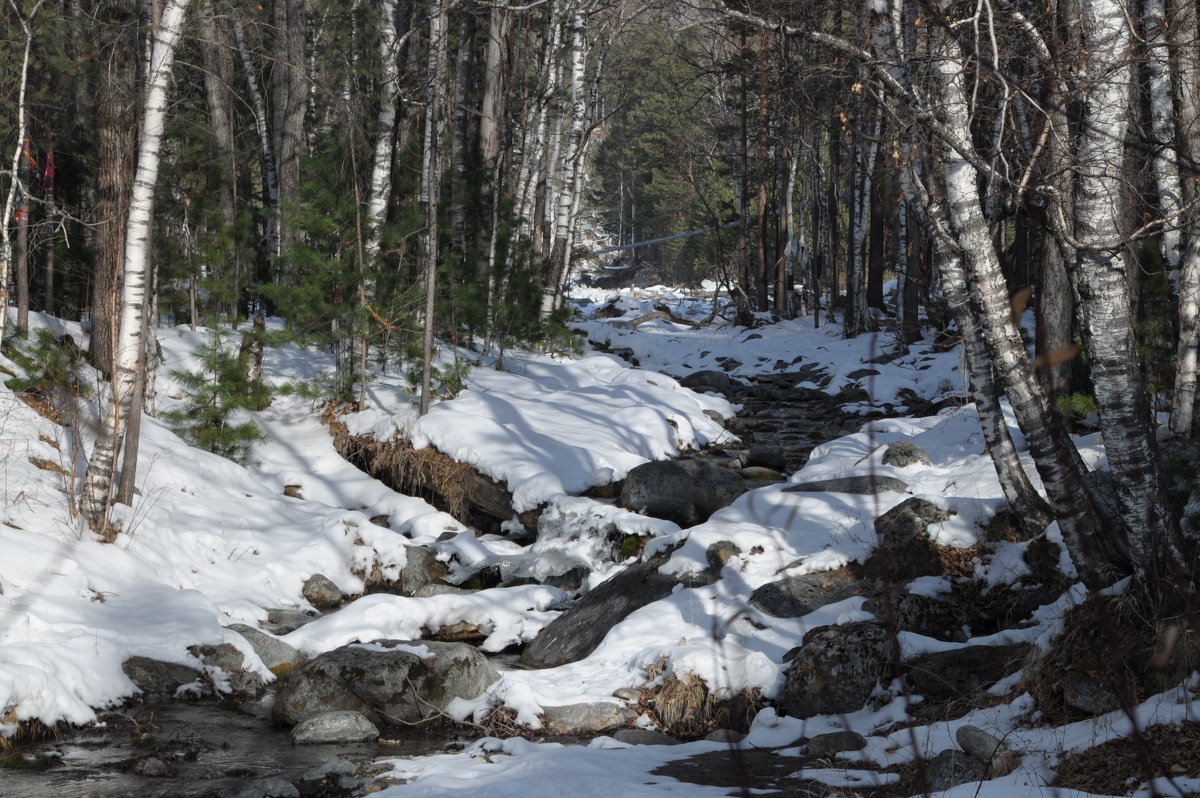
[1072,0,1185,589]
[1167,0,1200,435]
[81,0,191,532]
[928,27,1118,580]
[846,99,880,337]
[363,0,401,296]
[0,0,44,351]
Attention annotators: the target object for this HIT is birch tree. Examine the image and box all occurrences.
[419,0,449,416]
[81,0,192,534]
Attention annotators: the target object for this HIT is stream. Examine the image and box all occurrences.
[3,370,878,798]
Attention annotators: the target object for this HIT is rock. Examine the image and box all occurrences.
[784,476,909,496]
[845,368,881,380]
[540,702,636,735]
[520,553,681,668]
[859,498,953,583]
[704,729,746,744]
[302,574,343,610]
[189,642,265,696]
[956,725,1020,776]
[290,710,380,744]
[926,749,987,791]
[681,370,736,392]
[620,460,746,527]
[1062,670,1120,715]
[705,540,741,572]
[611,728,682,746]
[905,644,1026,702]
[262,608,319,635]
[863,591,961,641]
[227,777,301,798]
[412,583,471,598]
[541,565,589,593]
[612,687,641,701]
[275,639,499,726]
[777,621,893,719]
[805,731,867,757]
[749,571,865,618]
[121,656,204,697]
[880,441,932,469]
[398,546,450,595]
[228,624,307,674]
[135,757,171,777]
[746,445,788,470]
[301,759,358,782]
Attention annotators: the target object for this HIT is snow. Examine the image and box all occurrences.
[0,297,1192,797]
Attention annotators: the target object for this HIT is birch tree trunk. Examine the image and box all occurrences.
[1167,0,1200,435]
[845,97,879,337]
[0,0,45,351]
[419,0,449,416]
[81,0,192,534]
[363,0,401,294]
[928,28,1120,582]
[1072,0,1185,595]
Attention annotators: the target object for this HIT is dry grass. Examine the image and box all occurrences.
[27,456,68,476]
[329,418,475,520]
[1055,721,1200,794]
[635,674,762,739]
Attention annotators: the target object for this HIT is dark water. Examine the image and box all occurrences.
[0,696,448,798]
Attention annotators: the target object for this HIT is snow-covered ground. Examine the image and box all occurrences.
[0,292,1191,798]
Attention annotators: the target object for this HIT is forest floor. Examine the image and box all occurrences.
[0,285,1196,797]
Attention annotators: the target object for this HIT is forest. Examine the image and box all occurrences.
[2,1,1200,793]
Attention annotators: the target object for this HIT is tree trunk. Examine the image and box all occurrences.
[929,27,1120,583]
[1072,0,1186,596]
[82,0,192,535]
[232,13,281,268]
[15,141,30,335]
[364,0,402,293]
[419,0,449,416]
[271,0,308,278]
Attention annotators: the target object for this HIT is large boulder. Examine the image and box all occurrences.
[274,639,498,727]
[777,621,893,719]
[302,574,343,610]
[862,591,962,642]
[680,370,737,393]
[620,460,746,527]
[520,552,688,669]
[749,571,865,618]
[880,441,933,469]
[290,711,379,744]
[227,624,307,675]
[904,643,1027,702]
[122,656,204,697]
[859,498,953,583]
[540,702,636,735]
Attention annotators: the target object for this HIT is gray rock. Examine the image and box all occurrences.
[926,749,987,791]
[189,642,265,696]
[228,624,307,674]
[749,571,865,618]
[290,710,379,744]
[805,730,867,757]
[778,621,893,719]
[746,445,788,470]
[301,759,358,782]
[680,370,736,393]
[860,498,953,583]
[611,728,682,746]
[845,368,881,380]
[1062,670,1121,715]
[540,702,636,735]
[620,459,746,527]
[612,687,640,701]
[905,644,1026,702]
[705,540,741,572]
[398,546,450,595]
[261,608,318,635]
[956,725,1020,776]
[226,777,300,798]
[136,757,171,777]
[863,591,962,641]
[741,466,785,482]
[784,476,909,496]
[275,639,499,726]
[704,729,746,744]
[881,441,933,469]
[121,656,204,697]
[412,583,472,598]
[302,574,343,610]
[519,553,681,669]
